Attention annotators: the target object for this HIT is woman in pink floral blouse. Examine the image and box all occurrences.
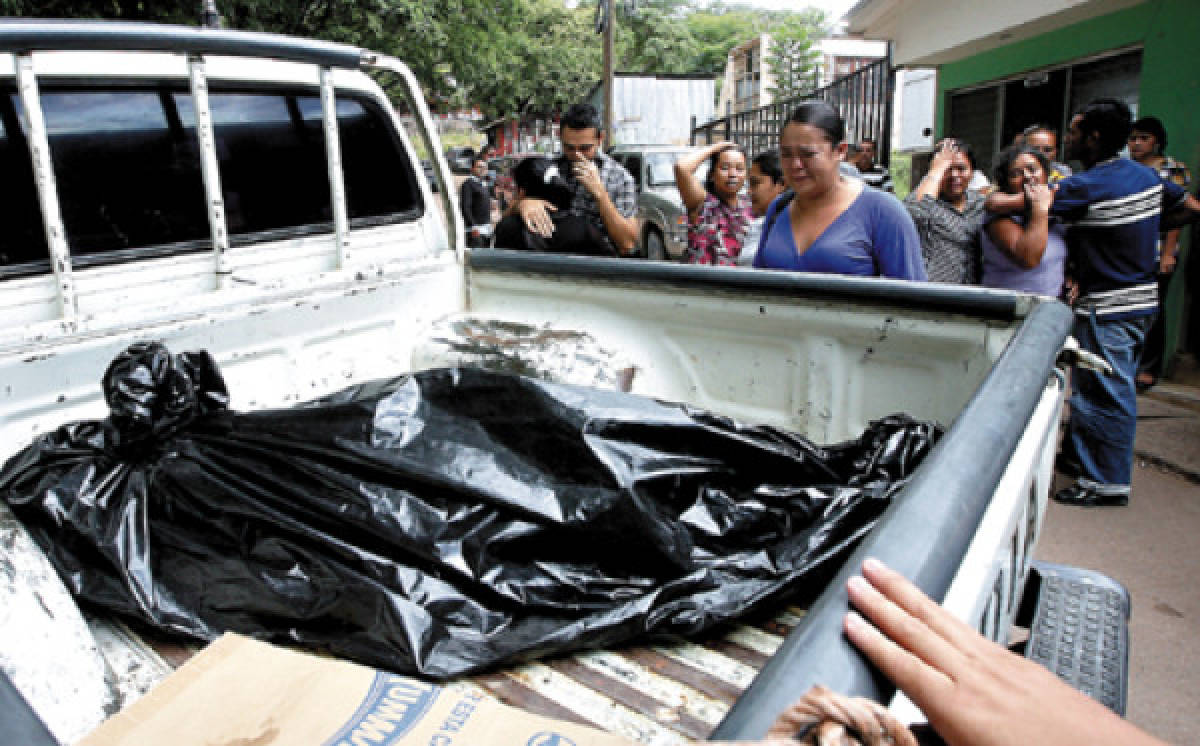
[675,141,753,265]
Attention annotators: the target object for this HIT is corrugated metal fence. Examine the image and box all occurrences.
[691,53,893,166]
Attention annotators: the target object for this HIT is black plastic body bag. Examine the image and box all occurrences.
[0,343,940,679]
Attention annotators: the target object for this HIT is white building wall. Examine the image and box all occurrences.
[894,68,937,152]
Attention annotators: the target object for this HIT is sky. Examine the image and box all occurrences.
[744,0,858,21]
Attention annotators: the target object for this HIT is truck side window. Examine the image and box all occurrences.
[0,86,49,273]
[204,91,332,240]
[10,84,421,268]
[334,97,421,222]
[32,87,210,262]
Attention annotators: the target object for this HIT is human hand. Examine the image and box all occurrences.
[517,197,556,238]
[1024,182,1053,215]
[930,139,960,172]
[1160,252,1177,274]
[843,558,1164,746]
[1064,276,1080,305]
[570,157,604,198]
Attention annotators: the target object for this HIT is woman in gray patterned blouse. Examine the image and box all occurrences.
[903,139,985,284]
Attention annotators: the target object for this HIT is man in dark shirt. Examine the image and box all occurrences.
[511,103,638,256]
[856,138,893,192]
[992,99,1199,506]
[460,157,492,248]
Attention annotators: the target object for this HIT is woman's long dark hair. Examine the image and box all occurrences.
[992,145,1051,194]
[785,101,845,144]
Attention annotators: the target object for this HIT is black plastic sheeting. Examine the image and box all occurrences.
[0,343,940,679]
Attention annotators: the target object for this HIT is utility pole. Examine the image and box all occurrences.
[602,0,615,149]
[199,0,222,28]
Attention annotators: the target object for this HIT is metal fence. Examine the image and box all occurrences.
[691,52,894,166]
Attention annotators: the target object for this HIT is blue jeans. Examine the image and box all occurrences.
[1061,312,1152,496]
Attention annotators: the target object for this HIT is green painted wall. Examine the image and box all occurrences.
[935,0,1200,369]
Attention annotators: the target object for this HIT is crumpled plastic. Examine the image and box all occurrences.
[0,342,940,679]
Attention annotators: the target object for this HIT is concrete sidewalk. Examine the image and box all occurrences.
[1135,384,1200,485]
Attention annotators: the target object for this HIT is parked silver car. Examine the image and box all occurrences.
[609,144,707,261]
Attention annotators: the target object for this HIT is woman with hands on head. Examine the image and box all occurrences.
[903,138,985,284]
[676,141,753,265]
[843,558,1167,746]
[980,145,1067,298]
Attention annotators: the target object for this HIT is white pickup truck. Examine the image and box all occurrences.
[0,20,1123,746]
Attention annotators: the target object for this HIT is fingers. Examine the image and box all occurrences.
[859,559,981,656]
[519,200,556,237]
[846,572,963,683]
[844,609,953,714]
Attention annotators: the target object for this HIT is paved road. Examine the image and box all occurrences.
[1036,389,1200,745]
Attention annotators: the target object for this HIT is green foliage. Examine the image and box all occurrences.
[617,4,698,74]
[0,0,831,122]
[890,151,912,199]
[765,15,824,101]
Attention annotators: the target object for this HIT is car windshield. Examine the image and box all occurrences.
[645,151,708,188]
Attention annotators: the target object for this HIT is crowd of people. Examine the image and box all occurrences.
[479,97,1199,514]
[462,98,1197,745]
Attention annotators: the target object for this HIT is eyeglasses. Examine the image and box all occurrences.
[779,146,826,161]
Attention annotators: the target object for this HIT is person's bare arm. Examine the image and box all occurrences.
[572,158,638,255]
[984,190,1026,216]
[985,183,1053,270]
[675,142,732,215]
[911,140,957,201]
[844,558,1168,746]
[1159,193,1200,232]
[1160,228,1181,273]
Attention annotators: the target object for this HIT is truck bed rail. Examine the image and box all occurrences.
[0,19,366,69]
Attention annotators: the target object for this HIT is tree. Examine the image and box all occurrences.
[616,4,698,75]
[764,15,823,102]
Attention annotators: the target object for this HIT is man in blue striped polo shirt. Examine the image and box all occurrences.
[1049,99,1189,506]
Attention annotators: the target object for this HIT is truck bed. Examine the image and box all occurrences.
[2,250,1072,743]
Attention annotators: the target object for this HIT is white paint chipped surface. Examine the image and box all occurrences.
[652,641,758,689]
[576,650,730,726]
[0,503,114,744]
[722,625,786,657]
[85,617,175,710]
[508,662,692,746]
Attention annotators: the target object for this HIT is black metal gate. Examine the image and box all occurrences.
[691,51,894,166]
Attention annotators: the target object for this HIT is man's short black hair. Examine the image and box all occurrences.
[1131,116,1168,151]
[752,150,784,184]
[512,156,573,211]
[561,103,602,134]
[1076,98,1132,160]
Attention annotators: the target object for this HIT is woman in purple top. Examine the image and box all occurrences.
[753,102,925,281]
[676,141,753,265]
[980,145,1067,298]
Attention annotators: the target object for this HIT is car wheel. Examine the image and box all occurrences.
[644,228,666,261]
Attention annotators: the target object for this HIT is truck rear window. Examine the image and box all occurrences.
[8,83,422,269]
[0,86,49,272]
[36,87,211,260]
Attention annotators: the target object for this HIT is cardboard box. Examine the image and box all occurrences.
[81,634,634,746]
